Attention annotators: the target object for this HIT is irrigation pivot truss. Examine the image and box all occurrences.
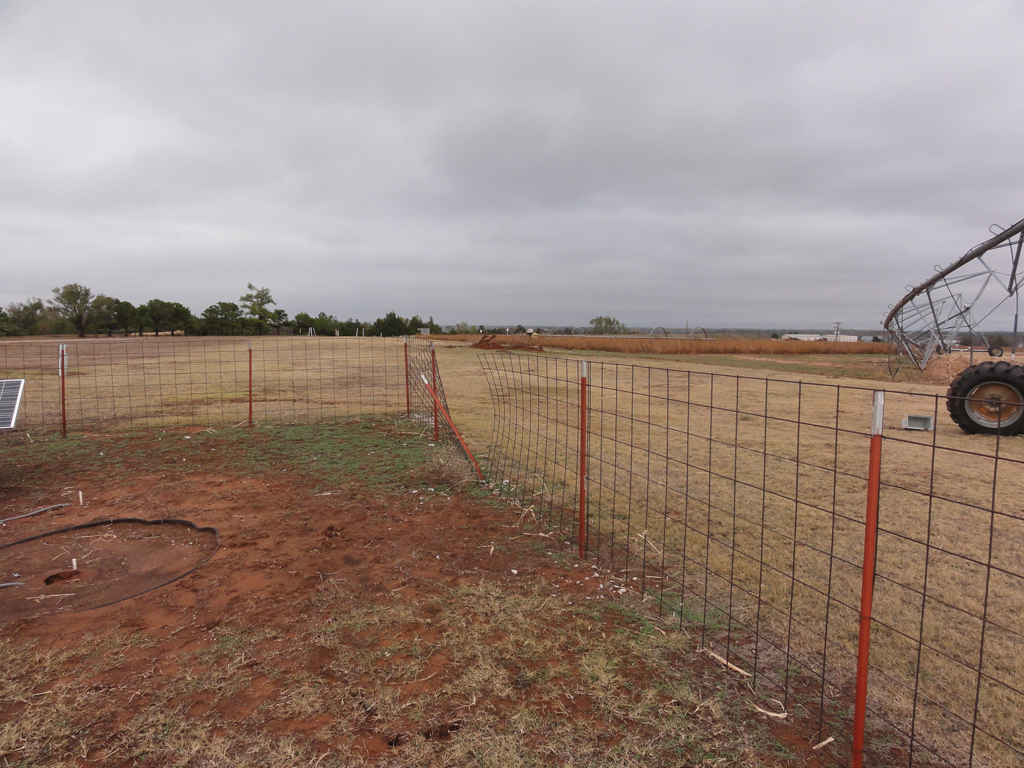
[884,216,1024,373]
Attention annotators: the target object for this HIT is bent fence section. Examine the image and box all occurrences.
[0,337,456,437]
[481,353,1024,768]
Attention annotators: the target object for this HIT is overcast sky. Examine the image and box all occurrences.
[2,1,1023,330]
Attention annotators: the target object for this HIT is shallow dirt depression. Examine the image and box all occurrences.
[0,518,220,622]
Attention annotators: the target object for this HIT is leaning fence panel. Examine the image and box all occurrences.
[480,352,1024,768]
[482,354,584,543]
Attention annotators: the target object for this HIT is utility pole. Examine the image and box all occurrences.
[833,321,842,341]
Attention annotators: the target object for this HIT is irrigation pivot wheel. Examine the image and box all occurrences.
[946,361,1024,435]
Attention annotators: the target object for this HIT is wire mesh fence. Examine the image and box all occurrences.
[480,352,1024,768]
[0,337,442,433]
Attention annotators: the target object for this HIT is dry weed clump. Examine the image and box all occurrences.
[427,444,478,487]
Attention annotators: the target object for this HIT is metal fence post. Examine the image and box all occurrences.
[248,340,253,429]
[59,343,68,438]
[404,339,411,418]
[853,390,884,767]
[431,343,439,442]
[578,360,588,559]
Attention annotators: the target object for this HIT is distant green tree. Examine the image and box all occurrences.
[134,304,151,336]
[145,299,171,335]
[337,317,367,336]
[49,284,108,338]
[239,284,276,335]
[589,316,627,335]
[0,309,10,336]
[201,302,243,336]
[111,300,139,336]
[5,298,46,335]
[306,312,342,335]
[292,313,339,335]
[293,312,317,335]
[166,302,194,336]
[371,311,409,337]
[269,308,290,335]
[91,295,117,336]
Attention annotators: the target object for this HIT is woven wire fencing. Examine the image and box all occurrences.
[0,337,450,434]
[480,352,1024,768]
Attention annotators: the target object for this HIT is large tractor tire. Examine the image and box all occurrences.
[946,361,1024,435]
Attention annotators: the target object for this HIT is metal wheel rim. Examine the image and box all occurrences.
[965,382,1024,428]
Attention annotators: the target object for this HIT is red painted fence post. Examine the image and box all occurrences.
[404,339,411,418]
[578,360,588,559]
[248,340,253,429]
[431,344,439,442]
[853,390,884,767]
[59,343,67,439]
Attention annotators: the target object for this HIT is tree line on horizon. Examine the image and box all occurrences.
[1,283,641,341]
[0,283,450,339]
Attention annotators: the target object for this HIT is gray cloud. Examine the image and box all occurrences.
[2,0,1022,330]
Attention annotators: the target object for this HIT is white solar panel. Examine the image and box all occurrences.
[0,379,25,430]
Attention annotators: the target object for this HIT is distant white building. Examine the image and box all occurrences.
[781,334,859,342]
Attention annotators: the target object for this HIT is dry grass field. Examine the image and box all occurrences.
[0,338,410,433]
[442,333,891,357]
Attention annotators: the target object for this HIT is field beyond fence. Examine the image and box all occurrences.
[440,333,891,356]
[0,337,453,434]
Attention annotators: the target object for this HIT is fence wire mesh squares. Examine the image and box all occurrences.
[480,352,1024,768]
[0,337,421,432]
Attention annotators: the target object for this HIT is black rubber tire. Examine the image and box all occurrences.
[946,361,1024,435]
[989,345,1004,357]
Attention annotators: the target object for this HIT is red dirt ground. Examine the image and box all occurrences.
[0,425,833,767]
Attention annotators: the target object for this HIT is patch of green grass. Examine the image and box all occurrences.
[213,419,484,496]
[3,418,488,504]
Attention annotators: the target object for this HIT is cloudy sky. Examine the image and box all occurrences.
[2,1,1023,331]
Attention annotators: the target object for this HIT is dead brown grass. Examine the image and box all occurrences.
[440,333,889,356]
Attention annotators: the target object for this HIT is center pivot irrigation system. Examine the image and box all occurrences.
[884,215,1024,435]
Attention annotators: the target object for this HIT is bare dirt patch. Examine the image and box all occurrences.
[1,421,830,767]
